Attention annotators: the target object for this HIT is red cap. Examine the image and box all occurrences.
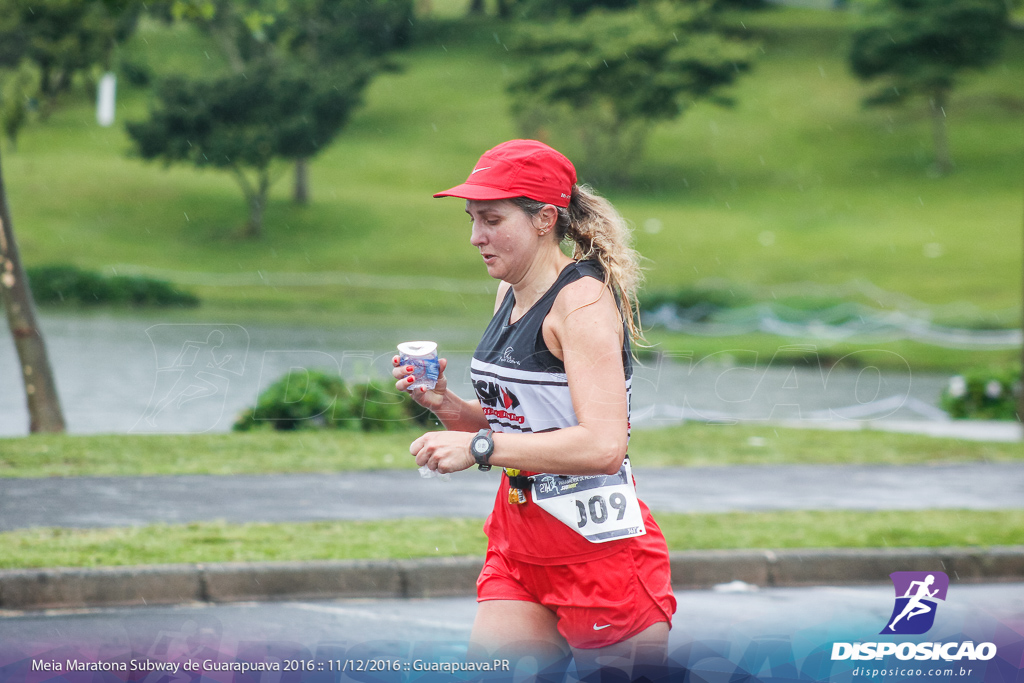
[433,139,577,208]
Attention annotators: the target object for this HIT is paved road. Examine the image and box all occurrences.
[1,584,1020,674]
[4,463,1022,531]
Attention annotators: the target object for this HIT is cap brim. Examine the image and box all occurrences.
[432,182,519,201]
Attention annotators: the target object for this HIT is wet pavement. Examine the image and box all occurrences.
[1,583,1020,654]
[3,463,1022,531]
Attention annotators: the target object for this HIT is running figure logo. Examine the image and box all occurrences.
[133,324,249,433]
[881,571,949,635]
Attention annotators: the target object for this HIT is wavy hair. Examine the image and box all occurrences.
[512,184,645,346]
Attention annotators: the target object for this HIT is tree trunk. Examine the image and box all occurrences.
[0,146,66,433]
[929,89,953,175]
[468,0,485,15]
[244,193,264,238]
[294,158,309,205]
[242,171,271,238]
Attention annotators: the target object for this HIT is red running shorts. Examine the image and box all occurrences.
[476,543,676,650]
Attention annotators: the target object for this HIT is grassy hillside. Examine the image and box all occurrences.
[2,8,1022,357]
[628,12,1024,311]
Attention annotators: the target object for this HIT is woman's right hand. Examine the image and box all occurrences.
[392,355,449,412]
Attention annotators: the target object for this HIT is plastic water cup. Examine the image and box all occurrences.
[397,341,440,391]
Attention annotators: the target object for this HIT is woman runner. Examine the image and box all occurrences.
[393,139,676,677]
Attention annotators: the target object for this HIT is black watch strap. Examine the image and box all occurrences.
[471,429,494,471]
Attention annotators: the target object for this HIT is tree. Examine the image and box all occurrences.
[164,0,411,204]
[127,61,370,237]
[0,61,41,149]
[849,0,1008,175]
[467,0,641,19]
[265,0,412,203]
[0,0,142,116]
[484,0,769,21]
[0,144,66,433]
[274,0,413,61]
[517,0,638,18]
[508,2,754,185]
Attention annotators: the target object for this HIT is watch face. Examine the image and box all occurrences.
[473,439,487,454]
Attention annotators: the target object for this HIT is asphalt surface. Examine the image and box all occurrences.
[2,583,1020,654]
[4,464,1022,531]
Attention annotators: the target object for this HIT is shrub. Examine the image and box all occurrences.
[940,364,1021,420]
[26,264,199,307]
[119,60,152,87]
[233,370,435,432]
[234,369,351,431]
[352,380,424,431]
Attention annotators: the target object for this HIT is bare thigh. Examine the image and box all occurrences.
[469,600,570,670]
[471,602,670,679]
[571,621,670,679]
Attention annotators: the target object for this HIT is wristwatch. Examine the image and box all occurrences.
[470,429,494,471]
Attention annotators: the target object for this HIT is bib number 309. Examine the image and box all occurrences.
[532,458,646,543]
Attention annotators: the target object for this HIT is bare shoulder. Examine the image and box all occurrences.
[550,275,617,323]
[544,275,622,360]
[494,280,512,314]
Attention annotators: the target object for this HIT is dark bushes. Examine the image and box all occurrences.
[233,370,434,432]
[27,264,199,307]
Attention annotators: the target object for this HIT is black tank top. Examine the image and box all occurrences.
[470,259,639,565]
[470,259,632,438]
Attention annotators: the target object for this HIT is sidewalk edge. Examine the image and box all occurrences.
[1,547,1021,611]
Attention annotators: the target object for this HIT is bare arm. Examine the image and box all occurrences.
[411,277,629,476]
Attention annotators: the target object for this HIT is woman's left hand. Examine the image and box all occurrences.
[410,431,476,474]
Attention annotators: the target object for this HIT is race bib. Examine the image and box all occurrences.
[531,458,646,543]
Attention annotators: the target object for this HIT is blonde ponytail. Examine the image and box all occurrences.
[512,184,645,346]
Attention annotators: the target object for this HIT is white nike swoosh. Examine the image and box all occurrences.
[593,624,611,631]
[471,167,491,174]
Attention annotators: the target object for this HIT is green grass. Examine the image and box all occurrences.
[623,12,1024,314]
[0,430,426,478]
[0,518,485,569]
[0,509,1018,569]
[2,423,1022,479]
[656,509,1024,551]
[630,423,1024,468]
[1,7,1021,366]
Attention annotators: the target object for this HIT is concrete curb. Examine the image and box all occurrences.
[1,547,1021,611]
